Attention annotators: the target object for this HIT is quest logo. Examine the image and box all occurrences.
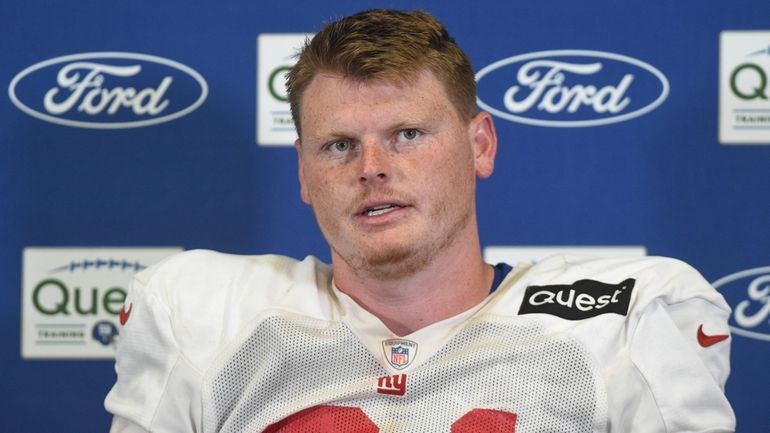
[257,33,313,146]
[719,31,770,144]
[712,266,770,342]
[476,50,669,127]
[22,247,180,359]
[8,52,208,129]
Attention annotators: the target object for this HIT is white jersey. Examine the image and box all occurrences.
[105,250,735,433]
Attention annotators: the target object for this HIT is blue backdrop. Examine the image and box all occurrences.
[1,0,768,431]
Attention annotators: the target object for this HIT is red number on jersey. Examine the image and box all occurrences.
[452,408,518,432]
[262,405,378,433]
[263,405,517,432]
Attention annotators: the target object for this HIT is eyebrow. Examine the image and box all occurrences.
[304,116,439,143]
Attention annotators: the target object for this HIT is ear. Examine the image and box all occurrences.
[469,111,497,179]
[295,139,312,205]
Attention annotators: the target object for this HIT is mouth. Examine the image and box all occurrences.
[361,203,403,217]
[354,196,412,220]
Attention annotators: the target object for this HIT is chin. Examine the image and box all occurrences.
[334,240,428,280]
[361,245,432,280]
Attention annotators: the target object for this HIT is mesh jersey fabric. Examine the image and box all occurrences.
[105,250,735,433]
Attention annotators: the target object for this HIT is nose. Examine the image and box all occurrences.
[358,141,390,184]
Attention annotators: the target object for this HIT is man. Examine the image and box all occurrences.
[105,9,735,432]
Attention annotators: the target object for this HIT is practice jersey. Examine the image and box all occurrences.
[105,250,735,433]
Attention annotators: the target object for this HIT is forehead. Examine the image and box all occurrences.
[299,70,460,138]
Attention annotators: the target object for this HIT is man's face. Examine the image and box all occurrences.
[296,69,496,280]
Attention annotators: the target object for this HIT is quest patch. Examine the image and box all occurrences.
[518,278,635,320]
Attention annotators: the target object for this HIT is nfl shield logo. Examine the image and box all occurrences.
[391,345,409,367]
[382,338,418,370]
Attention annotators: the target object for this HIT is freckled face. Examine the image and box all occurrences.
[296,70,486,279]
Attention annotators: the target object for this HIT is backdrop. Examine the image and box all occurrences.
[2,0,768,431]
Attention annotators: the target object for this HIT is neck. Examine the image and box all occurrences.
[331,225,493,336]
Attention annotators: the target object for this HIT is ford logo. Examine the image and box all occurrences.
[475,50,669,127]
[712,266,770,342]
[8,52,208,129]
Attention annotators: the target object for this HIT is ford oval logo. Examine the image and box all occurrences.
[8,52,208,129]
[712,266,770,342]
[475,50,669,127]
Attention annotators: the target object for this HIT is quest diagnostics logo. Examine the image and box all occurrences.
[719,31,770,144]
[713,266,770,342]
[257,33,313,146]
[8,52,208,129]
[476,50,669,127]
[21,247,180,359]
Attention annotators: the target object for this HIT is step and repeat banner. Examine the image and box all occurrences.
[2,0,768,431]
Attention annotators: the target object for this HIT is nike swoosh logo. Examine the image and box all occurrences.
[697,324,729,348]
[119,303,133,326]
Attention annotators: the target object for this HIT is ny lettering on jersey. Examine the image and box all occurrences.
[518,278,635,320]
[376,374,407,396]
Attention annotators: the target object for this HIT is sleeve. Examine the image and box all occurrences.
[627,263,736,433]
[104,264,203,433]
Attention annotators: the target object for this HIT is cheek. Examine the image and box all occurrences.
[304,176,342,236]
[416,153,471,213]
[440,150,477,208]
[305,170,344,209]
[433,143,476,184]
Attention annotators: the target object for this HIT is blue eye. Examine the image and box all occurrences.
[329,140,351,153]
